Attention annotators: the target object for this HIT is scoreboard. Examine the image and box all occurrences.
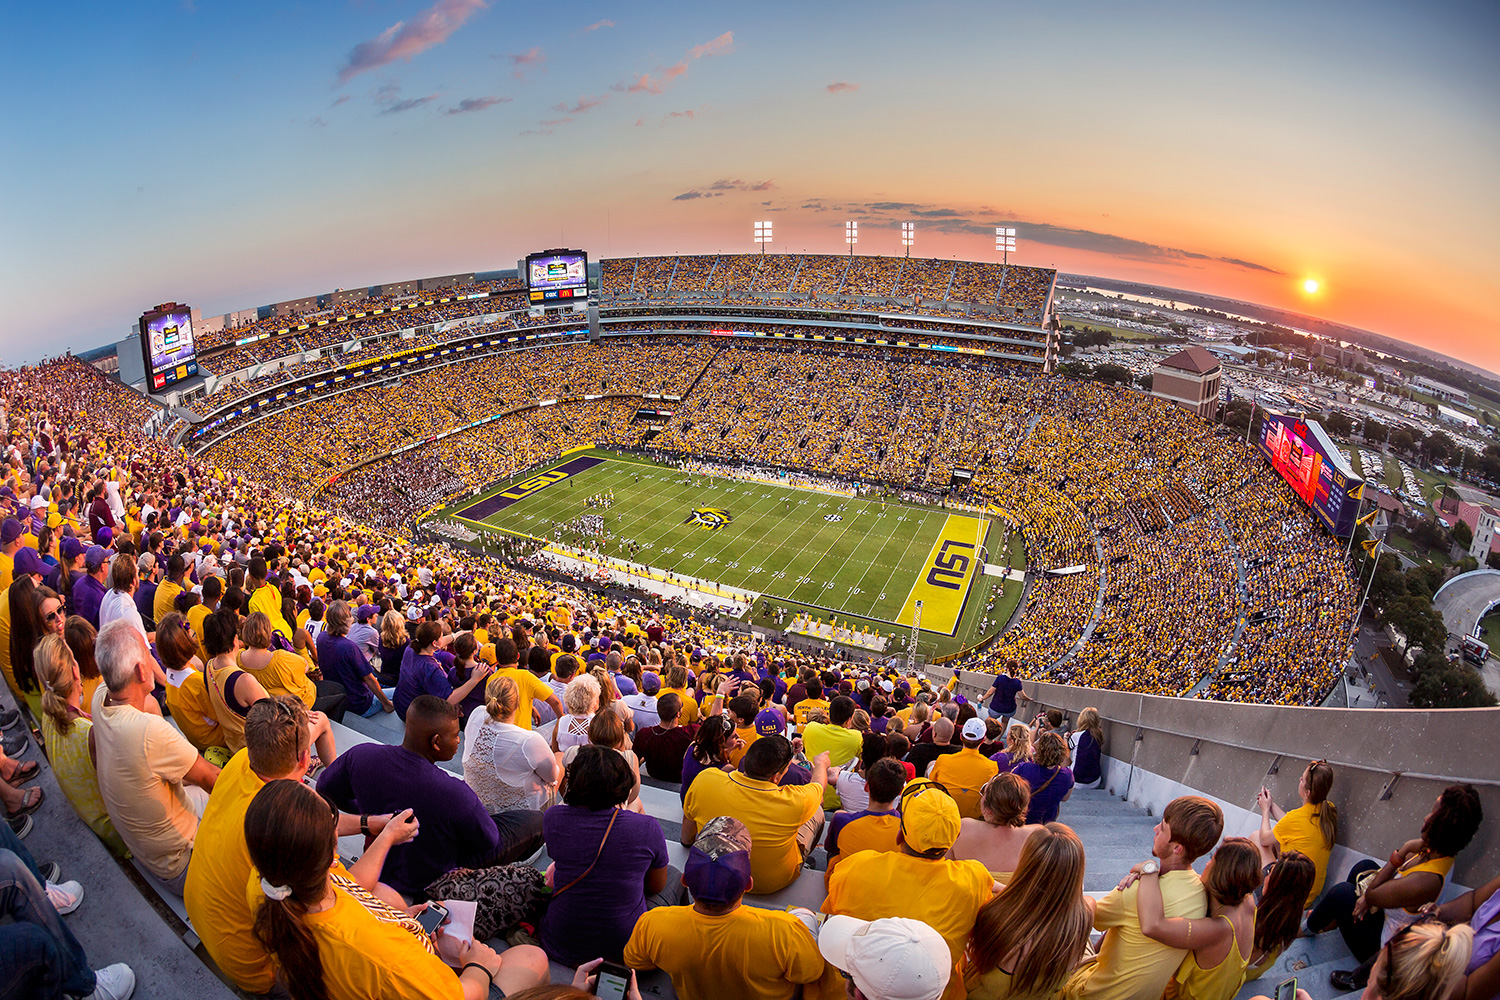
[524,249,588,303]
[139,302,199,391]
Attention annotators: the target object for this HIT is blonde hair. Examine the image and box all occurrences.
[564,673,601,715]
[380,610,407,648]
[240,611,274,650]
[1377,921,1473,1000]
[35,634,78,734]
[485,673,520,721]
[588,665,615,710]
[1005,723,1032,762]
[1077,707,1103,747]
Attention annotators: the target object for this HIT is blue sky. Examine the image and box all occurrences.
[2,1,1496,371]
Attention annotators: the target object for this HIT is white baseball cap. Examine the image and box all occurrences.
[819,916,951,1000]
[961,717,987,742]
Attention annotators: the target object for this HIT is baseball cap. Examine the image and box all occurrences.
[356,604,378,623]
[900,780,961,855]
[683,816,754,904]
[641,671,661,695]
[96,526,113,546]
[85,545,108,569]
[881,679,895,693]
[406,605,422,621]
[961,718,987,742]
[819,916,951,1000]
[13,548,45,578]
[0,519,21,545]
[29,495,46,510]
[60,536,84,561]
[753,709,784,738]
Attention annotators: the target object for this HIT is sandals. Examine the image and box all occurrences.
[7,785,43,818]
[2,759,38,783]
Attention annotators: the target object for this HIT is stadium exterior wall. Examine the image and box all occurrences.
[927,669,1499,887]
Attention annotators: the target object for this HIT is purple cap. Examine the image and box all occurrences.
[0,519,21,545]
[683,817,754,904]
[60,536,85,561]
[96,526,113,545]
[85,544,108,569]
[356,603,378,623]
[13,548,45,578]
[754,709,785,738]
[641,671,661,695]
[599,636,611,652]
[0,487,14,500]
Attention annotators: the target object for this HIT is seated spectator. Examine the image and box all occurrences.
[834,733,888,814]
[1062,796,1224,1000]
[1134,837,1262,1000]
[907,718,960,776]
[244,778,548,1000]
[1245,852,1316,983]
[560,710,642,811]
[552,671,600,757]
[930,718,1000,819]
[99,553,149,644]
[1417,869,1500,1000]
[155,612,228,764]
[621,671,661,730]
[625,816,826,1000]
[963,823,1093,1000]
[377,610,409,688]
[824,779,996,1000]
[682,737,829,894]
[1312,784,1483,992]
[1355,920,1474,1000]
[633,692,696,782]
[0,819,134,1000]
[680,714,738,804]
[490,636,562,732]
[393,621,480,722]
[821,915,953,1000]
[793,677,830,734]
[447,633,491,721]
[1253,760,1336,905]
[1012,732,1073,824]
[948,772,1044,883]
[804,695,863,809]
[463,674,560,813]
[825,758,906,888]
[240,611,347,724]
[317,695,545,901]
[1069,707,1104,788]
[541,746,676,967]
[660,663,699,724]
[63,615,104,714]
[317,599,395,718]
[91,618,221,894]
[34,633,126,854]
[990,724,1031,773]
[347,603,381,663]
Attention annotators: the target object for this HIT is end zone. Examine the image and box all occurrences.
[895,514,990,635]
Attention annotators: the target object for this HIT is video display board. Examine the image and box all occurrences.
[525,250,588,303]
[1257,412,1364,535]
[139,303,199,391]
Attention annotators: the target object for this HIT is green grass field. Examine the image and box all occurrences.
[435,449,1011,655]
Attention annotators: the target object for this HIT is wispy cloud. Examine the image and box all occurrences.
[308,116,329,129]
[337,0,487,85]
[582,19,614,33]
[826,81,859,93]
[613,31,732,95]
[331,94,351,108]
[446,95,510,114]
[553,95,606,115]
[503,46,546,80]
[380,94,440,115]
[673,177,774,200]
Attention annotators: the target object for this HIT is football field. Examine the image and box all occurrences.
[440,450,1000,638]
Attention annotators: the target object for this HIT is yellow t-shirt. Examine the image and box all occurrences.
[248,583,293,640]
[729,726,759,767]
[0,590,14,698]
[683,770,822,894]
[929,748,1000,820]
[240,649,316,707]
[793,698,830,733]
[38,711,126,855]
[185,752,274,993]
[1063,870,1206,1000]
[802,722,863,809]
[624,904,825,1000]
[244,873,463,1000]
[496,667,553,731]
[164,666,224,753]
[664,686,700,724]
[0,552,13,593]
[824,850,994,1000]
[1273,804,1332,903]
[154,579,184,624]
[187,602,214,662]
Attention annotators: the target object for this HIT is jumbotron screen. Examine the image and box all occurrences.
[525,250,588,303]
[1257,412,1363,535]
[139,303,199,392]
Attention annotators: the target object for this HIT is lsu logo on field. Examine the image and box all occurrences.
[499,470,570,501]
[895,514,989,636]
[684,508,733,530]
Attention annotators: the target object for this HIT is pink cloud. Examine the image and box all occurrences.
[552,95,607,115]
[688,31,734,60]
[612,31,734,95]
[505,46,546,79]
[583,19,615,33]
[337,0,487,85]
[446,95,511,114]
[826,81,859,93]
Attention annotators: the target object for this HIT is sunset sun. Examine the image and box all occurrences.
[1303,278,1320,294]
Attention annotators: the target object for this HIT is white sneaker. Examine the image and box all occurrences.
[85,963,135,1000]
[47,879,83,915]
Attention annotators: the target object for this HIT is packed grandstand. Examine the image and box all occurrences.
[5,254,1485,1000]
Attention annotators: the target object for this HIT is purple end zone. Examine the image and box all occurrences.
[452,455,605,520]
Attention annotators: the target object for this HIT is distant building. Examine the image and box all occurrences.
[1315,342,1368,367]
[1473,505,1500,562]
[1437,404,1479,428]
[1411,376,1469,404]
[1151,346,1222,419]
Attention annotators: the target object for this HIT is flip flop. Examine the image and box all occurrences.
[8,785,43,818]
[2,759,38,783]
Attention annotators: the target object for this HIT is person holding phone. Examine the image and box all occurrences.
[244,778,549,1000]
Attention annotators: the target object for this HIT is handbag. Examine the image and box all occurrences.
[425,864,549,942]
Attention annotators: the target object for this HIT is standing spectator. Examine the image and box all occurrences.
[91,618,221,894]
[624,816,827,1000]
[633,693,696,783]
[985,665,1024,729]
[821,916,952,1000]
[1069,707,1104,789]
[541,746,675,966]
[949,772,1044,884]
[1012,732,1074,824]
[1253,760,1337,905]
[317,600,395,718]
[929,718,1000,820]
[463,674,560,814]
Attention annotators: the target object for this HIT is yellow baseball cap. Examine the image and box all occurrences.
[899,780,961,855]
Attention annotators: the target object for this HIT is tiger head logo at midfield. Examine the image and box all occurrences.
[684,508,733,530]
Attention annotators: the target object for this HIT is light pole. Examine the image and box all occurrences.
[754,221,772,255]
[846,221,858,256]
[996,227,1016,266]
[901,222,915,258]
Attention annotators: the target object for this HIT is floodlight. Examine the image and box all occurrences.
[846,220,858,256]
[996,226,1017,264]
[901,222,915,257]
[754,221,773,254]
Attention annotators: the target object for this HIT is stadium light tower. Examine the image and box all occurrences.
[996,227,1017,266]
[845,221,858,256]
[754,221,773,255]
[901,222,915,257]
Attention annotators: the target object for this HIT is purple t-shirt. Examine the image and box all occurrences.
[317,631,376,714]
[393,647,456,719]
[540,805,668,966]
[988,674,1023,714]
[1011,761,1075,824]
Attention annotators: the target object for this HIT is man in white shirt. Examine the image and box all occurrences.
[99,554,150,643]
[622,672,661,730]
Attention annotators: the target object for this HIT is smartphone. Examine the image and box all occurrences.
[592,961,632,1000]
[416,901,449,935]
[1275,977,1297,1000]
